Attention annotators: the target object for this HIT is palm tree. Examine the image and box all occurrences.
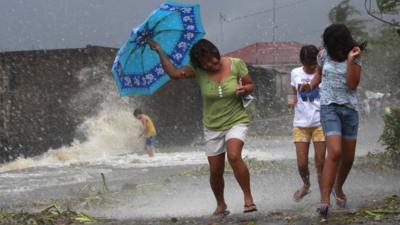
[366,0,400,32]
[376,0,400,14]
[329,0,368,39]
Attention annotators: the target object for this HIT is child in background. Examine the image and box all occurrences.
[134,109,157,157]
[300,24,366,221]
[289,45,326,202]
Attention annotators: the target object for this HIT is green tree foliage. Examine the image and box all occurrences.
[362,24,400,97]
[329,0,368,39]
[375,0,400,34]
[376,0,400,14]
[380,108,400,165]
[365,0,400,29]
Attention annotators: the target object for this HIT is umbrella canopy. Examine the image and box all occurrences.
[112,1,206,96]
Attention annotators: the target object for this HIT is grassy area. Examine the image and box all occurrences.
[178,152,398,178]
[329,195,400,224]
[1,152,398,225]
[0,205,96,225]
[178,157,297,177]
[354,151,400,170]
[89,194,400,225]
[0,177,158,225]
[11,174,158,214]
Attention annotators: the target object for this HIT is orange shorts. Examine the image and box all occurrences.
[293,127,325,143]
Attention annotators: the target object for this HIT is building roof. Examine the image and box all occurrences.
[224,42,303,65]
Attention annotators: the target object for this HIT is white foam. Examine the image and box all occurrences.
[0,65,143,172]
[0,64,383,173]
[0,65,292,172]
[89,148,294,169]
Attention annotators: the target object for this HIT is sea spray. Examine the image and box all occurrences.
[0,64,142,172]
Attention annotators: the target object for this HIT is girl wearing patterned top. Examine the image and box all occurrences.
[300,24,366,220]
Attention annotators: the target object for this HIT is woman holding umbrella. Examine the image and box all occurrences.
[149,39,257,217]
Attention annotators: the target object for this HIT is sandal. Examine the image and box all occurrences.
[332,189,347,208]
[209,210,230,223]
[293,186,311,202]
[244,204,257,213]
[317,203,329,222]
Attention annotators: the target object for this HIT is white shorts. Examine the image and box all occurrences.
[202,123,249,157]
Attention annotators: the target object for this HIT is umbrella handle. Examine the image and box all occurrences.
[147,39,161,52]
[237,77,243,87]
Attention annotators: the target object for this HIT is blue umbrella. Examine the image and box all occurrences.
[112,1,206,96]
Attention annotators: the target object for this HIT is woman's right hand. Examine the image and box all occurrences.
[148,39,162,53]
[299,83,311,92]
[147,38,195,80]
[348,46,361,62]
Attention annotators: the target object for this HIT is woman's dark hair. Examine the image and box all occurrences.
[323,24,367,62]
[133,108,143,116]
[299,45,319,66]
[190,39,220,69]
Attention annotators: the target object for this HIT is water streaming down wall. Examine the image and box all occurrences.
[0,46,277,163]
[0,46,118,162]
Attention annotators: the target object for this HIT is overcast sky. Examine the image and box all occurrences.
[0,0,375,53]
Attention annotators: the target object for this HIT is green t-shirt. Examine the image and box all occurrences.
[190,58,250,131]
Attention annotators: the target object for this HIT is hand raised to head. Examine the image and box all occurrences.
[348,46,361,62]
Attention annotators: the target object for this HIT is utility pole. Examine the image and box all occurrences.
[255,42,258,64]
[271,0,282,97]
[0,58,9,138]
[272,0,276,44]
[272,0,277,66]
[219,12,225,50]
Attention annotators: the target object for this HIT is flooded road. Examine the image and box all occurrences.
[1,158,398,224]
[0,116,397,224]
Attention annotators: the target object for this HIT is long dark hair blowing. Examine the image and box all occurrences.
[190,39,220,69]
[323,24,367,62]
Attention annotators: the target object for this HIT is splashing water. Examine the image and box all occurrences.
[0,65,142,172]
[0,63,385,173]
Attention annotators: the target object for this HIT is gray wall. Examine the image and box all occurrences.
[0,46,117,162]
[0,47,276,162]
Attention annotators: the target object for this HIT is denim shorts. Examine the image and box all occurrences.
[145,136,157,149]
[320,104,359,140]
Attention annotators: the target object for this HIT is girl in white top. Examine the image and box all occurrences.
[289,45,326,202]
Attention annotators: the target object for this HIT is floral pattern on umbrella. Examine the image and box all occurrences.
[112,1,206,96]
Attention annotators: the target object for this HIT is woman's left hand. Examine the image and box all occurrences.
[236,85,247,96]
[237,74,255,96]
